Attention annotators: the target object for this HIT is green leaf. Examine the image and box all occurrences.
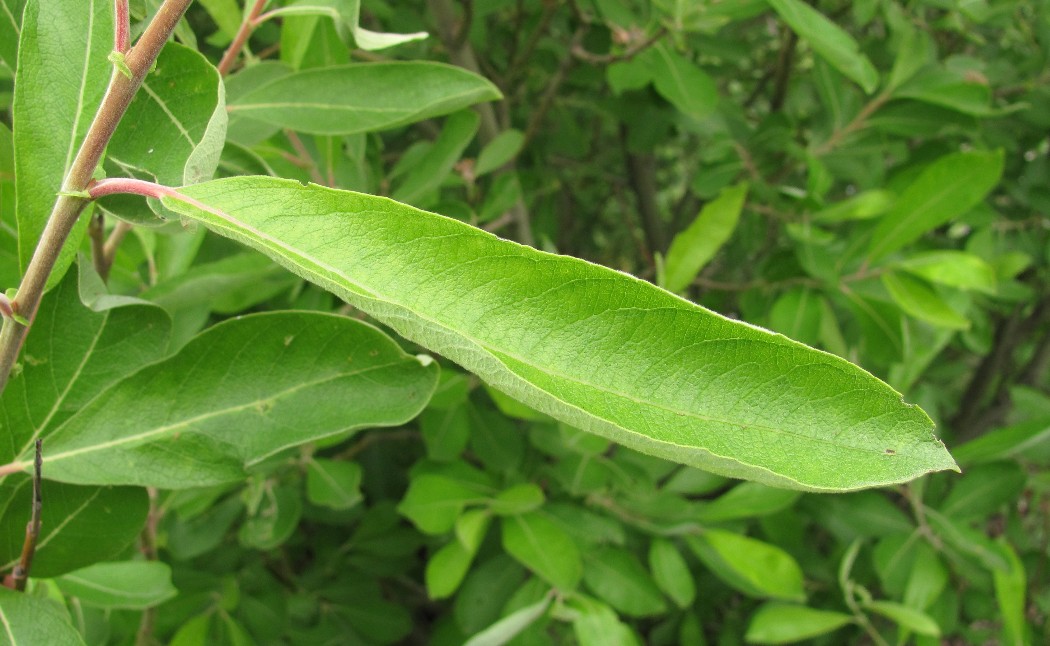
[642,43,719,120]
[475,129,525,177]
[926,508,1009,572]
[583,546,668,617]
[0,265,172,464]
[463,595,552,646]
[455,509,492,552]
[766,0,879,93]
[161,177,958,492]
[663,183,747,293]
[953,418,1050,465]
[262,0,428,51]
[864,600,940,636]
[107,42,227,187]
[22,312,438,488]
[490,483,545,516]
[882,271,970,330]
[696,482,800,522]
[688,529,805,601]
[501,512,582,590]
[398,469,492,535]
[393,110,479,204]
[55,561,177,609]
[226,62,501,135]
[648,538,696,609]
[0,0,26,73]
[940,461,1026,521]
[306,458,363,510]
[894,251,997,293]
[812,190,893,223]
[567,596,641,646]
[992,539,1027,646]
[767,287,822,346]
[0,587,86,646]
[894,67,994,116]
[426,539,475,599]
[868,150,1004,262]
[745,602,853,644]
[239,483,302,550]
[0,480,147,577]
[13,0,112,285]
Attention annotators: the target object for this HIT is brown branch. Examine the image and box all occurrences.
[3,441,42,591]
[622,126,667,256]
[0,0,194,397]
[812,90,892,156]
[770,29,798,112]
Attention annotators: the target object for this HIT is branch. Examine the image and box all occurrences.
[0,0,194,396]
[2,441,42,591]
[216,0,269,76]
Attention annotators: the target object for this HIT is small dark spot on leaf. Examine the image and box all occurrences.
[884,448,896,455]
[369,349,379,357]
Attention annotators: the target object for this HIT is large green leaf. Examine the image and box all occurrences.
[12,312,438,488]
[13,0,112,283]
[160,177,957,491]
[226,62,501,136]
[0,265,172,463]
[0,587,85,646]
[766,0,878,93]
[867,150,1004,262]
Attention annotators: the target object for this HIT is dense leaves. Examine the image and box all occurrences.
[0,0,1046,644]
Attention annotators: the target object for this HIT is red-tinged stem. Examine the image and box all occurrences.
[115,0,130,52]
[217,0,269,77]
[0,0,194,397]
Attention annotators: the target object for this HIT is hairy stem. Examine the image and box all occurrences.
[0,0,193,396]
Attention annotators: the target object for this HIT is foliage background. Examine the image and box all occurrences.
[0,0,1048,644]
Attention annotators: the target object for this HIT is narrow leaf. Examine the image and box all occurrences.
[464,595,552,646]
[55,561,177,609]
[162,177,958,491]
[992,539,1027,646]
[475,129,525,177]
[894,251,996,293]
[226,62,501,135]
[883,271,970,330]
[19,313,438,488]
[663,183,747,293]
[745,602,853,644]
[865,600,940,636]
[868,150,1004,261]
[13,0,112,284]
[767,0,879,93]
[393,110,479,204]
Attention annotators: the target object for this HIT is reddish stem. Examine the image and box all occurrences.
[217,0,269,76]
[115,0,130,52]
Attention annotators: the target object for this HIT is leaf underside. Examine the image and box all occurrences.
[160,178,957,492]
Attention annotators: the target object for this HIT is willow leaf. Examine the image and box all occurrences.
[160,177,958,492]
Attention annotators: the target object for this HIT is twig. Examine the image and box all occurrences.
[0,0,194,397]
[284,130,328,186]
[523,27,587,147]
[134,487,160,646]
[812,90,892,156]
[570,27,667,65]
[114,0,130,53]
[216,0,269,76]
[102,221,133,276]
[769,29,797,112]
[621,126,666,256]
[2,441,43,591]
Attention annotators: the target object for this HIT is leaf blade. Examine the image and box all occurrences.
[161,177,958,492]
